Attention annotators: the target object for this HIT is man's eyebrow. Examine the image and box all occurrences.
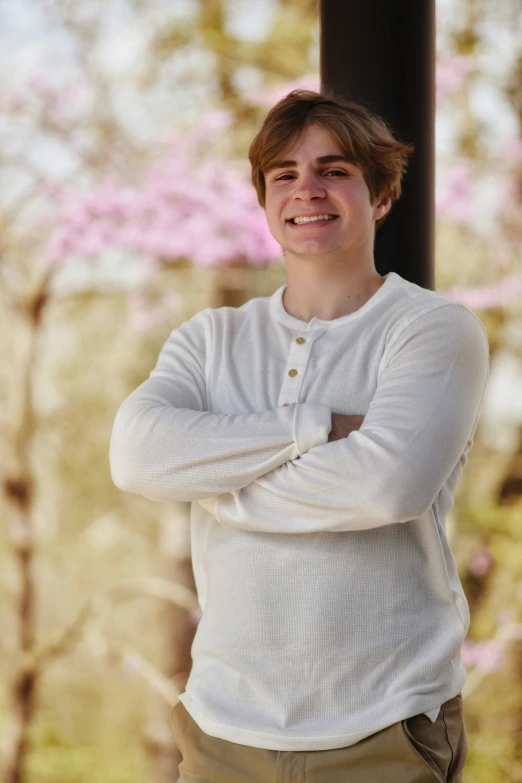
[317,155,355,165]
[265,155,355,173]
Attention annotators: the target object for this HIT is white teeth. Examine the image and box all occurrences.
[293,214,336,224]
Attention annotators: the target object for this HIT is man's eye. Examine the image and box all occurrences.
[325,169,348,176]
[274,173,295,181]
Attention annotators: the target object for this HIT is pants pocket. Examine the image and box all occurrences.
[401,694,467,783]
[401,715,448,783]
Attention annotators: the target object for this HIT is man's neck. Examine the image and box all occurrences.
[282,268,386,323]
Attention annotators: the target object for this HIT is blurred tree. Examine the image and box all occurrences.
[1,0,522,782]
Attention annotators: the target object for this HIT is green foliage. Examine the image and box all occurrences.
[27,737,146,783]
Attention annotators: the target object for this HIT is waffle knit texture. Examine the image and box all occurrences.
[110,271,490,751]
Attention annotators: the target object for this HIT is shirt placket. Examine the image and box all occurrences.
[277,327,325,408]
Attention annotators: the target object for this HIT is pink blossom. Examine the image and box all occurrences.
[461,639,476,667]
[44,229,77,265]
[501,138,522,165]
[127,289,182,332]
[442,274,522,309]
[44,137,282,268]
[436,56,474,102]
[3,75,85,126]
[27,75,61,106]
[462,639,506,673]
[435,162,472,222]
[468,546,493,577]
[472,640,506,673]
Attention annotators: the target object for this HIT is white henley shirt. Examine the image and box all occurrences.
[110,271,490,751]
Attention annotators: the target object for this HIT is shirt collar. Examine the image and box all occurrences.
[269,272,403,330]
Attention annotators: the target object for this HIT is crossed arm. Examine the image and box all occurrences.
[110,304,489,534]
[109,309,332,502]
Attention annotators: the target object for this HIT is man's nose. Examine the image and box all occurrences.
[294,171,325,200]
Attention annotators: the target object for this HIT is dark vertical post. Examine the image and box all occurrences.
[320,0,435,290]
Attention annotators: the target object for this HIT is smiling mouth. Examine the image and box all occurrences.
[288,214,339,225]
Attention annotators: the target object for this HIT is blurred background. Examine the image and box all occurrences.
[0,0,521,781]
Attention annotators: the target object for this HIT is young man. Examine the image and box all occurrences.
[110,90,490,782]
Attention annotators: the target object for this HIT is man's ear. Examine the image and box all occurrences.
[374,193,392,221]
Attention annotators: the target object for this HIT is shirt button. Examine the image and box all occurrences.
[282,402,290,406]
[288,369,298,377]
[295,337,305,344]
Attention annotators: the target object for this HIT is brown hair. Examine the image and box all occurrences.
[248,89,415,230]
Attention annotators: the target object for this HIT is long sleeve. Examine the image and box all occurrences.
[200,304,490,533]
[109,309,332,502]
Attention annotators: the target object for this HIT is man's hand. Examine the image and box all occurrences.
[328,413,365,443]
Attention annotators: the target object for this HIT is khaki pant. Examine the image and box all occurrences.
[170,693,467,782]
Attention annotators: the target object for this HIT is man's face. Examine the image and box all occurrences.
[263,123,391,260]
